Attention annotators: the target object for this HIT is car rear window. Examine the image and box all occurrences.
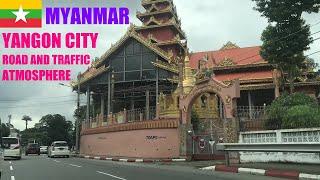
[54,142,68,147]
[2,138,18,148]
[2,138,18,144]
[28,143,39,148]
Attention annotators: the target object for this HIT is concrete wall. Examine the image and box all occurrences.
[80,128,180,158]
[239,128,320,164]
[240,152,320,164]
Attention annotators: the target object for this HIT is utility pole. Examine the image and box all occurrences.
[75,72,81,153]
[8,115,11,136]
[0,118,2,143]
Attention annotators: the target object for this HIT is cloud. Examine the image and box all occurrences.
[0,0,319,130]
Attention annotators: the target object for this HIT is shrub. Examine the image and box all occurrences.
[265,93,319,129]
[282,105,320,129]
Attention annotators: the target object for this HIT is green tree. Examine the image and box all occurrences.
[39,114,73,146]
[20,127,50,146]
[0,122,10,144]
[252,0,320,93]
[22,115,32,130]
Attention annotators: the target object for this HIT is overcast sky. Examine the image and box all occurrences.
[0,0,319,131]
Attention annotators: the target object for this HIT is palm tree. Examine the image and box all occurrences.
[22,115,32,130]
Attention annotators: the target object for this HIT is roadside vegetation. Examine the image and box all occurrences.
[265,93,320,129]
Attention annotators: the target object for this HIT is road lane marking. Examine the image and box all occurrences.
[96,171,127,180]
[69,164,82,168]
[10,165,13,170]
[11,176,15,180]
[9,161,12,164]
[53,160,61,163]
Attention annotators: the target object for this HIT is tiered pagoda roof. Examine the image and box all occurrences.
[135,0,187,61]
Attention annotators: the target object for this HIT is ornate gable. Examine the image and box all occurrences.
[220,41,240,50]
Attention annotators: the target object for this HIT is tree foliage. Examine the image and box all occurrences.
[0,123,10,145]
[265,93,320,129]
[0,122,10,137]
[282,105,320,129]
[21,114,73,146]
[252,0,320,93]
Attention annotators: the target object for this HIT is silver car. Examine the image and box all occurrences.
[40,146,48,154]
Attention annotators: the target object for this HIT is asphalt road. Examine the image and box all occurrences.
[0,155,281,180]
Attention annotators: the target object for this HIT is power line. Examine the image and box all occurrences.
[306,50,320,57]
[0,100,77,108]
[0,95,77,102]
[311,30,320,36]
[235,21,320,64]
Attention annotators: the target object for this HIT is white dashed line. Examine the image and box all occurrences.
[96,171,127,180]
[11,176,15,180]
[69,164,82,168]
[10,165,13,171]
[9,161,12,164]
[53,160,61,163]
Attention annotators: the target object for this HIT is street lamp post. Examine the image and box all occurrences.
[59,72,81,154]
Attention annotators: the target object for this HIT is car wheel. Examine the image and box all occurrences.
[66,155,69,158]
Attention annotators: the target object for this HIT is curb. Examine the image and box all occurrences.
[200,165,320,180]
[76,155,186,163]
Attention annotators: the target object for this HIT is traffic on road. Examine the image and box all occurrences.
[0,155,281,180]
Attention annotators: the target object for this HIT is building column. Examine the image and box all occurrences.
[107,73,111,115]
[111,72,115,114]
[130,99,135,110]
[146,90,150,120]
[86,86,90,128]
[248,91,253,119]
[156,68,159,118]
[100,94,105,126]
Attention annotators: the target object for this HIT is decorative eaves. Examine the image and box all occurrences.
[93,24,174,68]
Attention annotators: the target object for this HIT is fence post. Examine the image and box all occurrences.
[225,151,230,166]
[140,112,143,121]
[276,129,282,143]
[124,108,127,123]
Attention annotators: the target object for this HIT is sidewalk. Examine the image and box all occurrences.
[196,162,320,179]
[156,160,319,175]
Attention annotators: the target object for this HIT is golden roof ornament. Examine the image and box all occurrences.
[220,41,240,50]
[219,58,236,67]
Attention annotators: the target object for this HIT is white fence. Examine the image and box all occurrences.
[238,128,320,164]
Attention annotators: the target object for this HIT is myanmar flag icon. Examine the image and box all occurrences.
[0,0,42,28]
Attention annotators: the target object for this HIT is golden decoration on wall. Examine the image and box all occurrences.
[225,96,231,105]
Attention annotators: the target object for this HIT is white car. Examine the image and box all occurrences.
[40,146,48,154]
[2,137,22,160]
[48,141,70,158]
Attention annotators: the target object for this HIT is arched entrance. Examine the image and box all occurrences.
[179,78,240,159]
